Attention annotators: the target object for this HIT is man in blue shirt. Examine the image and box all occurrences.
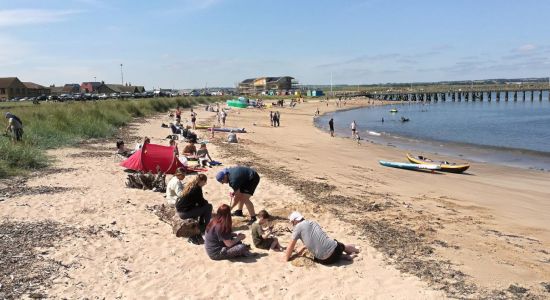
[216,166,260,225]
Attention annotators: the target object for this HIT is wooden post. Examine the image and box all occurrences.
[496,91,500,101]
[531,90,534,101]
[539,90,543,101]
[505,91,509,101]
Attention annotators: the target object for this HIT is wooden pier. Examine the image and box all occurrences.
[343,89,550,102]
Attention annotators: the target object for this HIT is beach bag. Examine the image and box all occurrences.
[227,133,238,143]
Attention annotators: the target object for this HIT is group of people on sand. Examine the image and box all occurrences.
[121,103,361,265]
[326,118,361,143]
[164,163,360,264]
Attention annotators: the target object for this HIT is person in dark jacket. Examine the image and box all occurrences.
[216,166,260,225]
[176,174,213,244]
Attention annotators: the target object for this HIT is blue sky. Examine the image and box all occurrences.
[0,0,549,88]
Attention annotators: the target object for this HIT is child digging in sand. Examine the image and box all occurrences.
[251,210,283,251]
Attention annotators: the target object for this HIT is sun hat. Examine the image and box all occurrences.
[216,169,228,183]
[288,211,304,222]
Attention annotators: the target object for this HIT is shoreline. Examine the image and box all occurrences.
[315,100,550,172]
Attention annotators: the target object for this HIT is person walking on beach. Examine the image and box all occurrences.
[272,112,279,127]
[176,174,212,244]
[190,109,197,130]
[5,112,23,142]
[175,107,182,122]
[204,204,252,260]
[350,120,357,139]
[216,166,260,225]
[285,212,360,264]
[165,167,186,206]
[274,111,281,127]
[270,111,274,126]
[220,109,227,126]
[328,118,334,137]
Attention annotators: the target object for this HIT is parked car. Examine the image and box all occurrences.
[36,94,47,101]
[72,93,83,101]
[48,95,59,101]
[98,93,108,100]
[120,92,132,98]
[110,93,120,99]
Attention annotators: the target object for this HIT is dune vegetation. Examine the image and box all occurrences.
[0,96,225,177]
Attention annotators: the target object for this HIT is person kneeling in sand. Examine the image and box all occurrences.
[251,210,283,251]
[204,204,252,260]
[285,212,360,264]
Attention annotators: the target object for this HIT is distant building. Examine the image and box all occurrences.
[22,82,51,97]
[0,77,50,100]
[238,76,297,95]
[96,83,145,94]
[63,84,81,94]
[80,82,102,93]
[0,77,27,100]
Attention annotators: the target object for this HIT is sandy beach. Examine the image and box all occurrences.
[1,99,549,299]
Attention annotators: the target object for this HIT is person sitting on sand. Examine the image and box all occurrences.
[135,137,151,151]
[182,140,197,158]
[165,167,186,206]
[196,142,213,167]
[204,204,252,260]
[251,210,283,251]
[169,139,179,157]
[216,166,260,225]
[116,140,132,157]
[285,212,360,265]
[176,174,212,245]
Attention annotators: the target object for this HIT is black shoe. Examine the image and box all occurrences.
[187,235,202,245]
[246,216,257,225]
[232,210,244,217]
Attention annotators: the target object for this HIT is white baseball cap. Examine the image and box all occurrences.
[288,211,304,222]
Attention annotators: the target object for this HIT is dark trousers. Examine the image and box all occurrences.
[178,203,213,231]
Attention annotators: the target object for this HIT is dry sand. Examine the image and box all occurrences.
[1,98,548,299]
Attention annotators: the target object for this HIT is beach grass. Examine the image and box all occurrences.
[0,96,225,177]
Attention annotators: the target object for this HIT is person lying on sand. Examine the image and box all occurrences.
[216,166,260,225]
[165,167,186,206]
[176,174,212,245]
[251,210,283,251]
[285,212,360,265]
[204,204,252,260]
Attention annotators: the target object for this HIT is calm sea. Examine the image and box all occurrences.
[315,93,550,171]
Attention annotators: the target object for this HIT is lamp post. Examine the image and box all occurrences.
[120,64,124,85]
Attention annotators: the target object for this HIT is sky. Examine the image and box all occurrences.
[0,0,549,89]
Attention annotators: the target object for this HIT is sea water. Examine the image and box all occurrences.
[315,93,550,170]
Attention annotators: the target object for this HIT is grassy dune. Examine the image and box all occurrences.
[0,96,225,177]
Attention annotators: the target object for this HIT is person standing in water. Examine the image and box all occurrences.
[328,118,334,137]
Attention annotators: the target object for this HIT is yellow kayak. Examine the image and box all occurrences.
[406,153,470,173]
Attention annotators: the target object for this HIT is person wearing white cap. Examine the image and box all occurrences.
[285,212,360,265]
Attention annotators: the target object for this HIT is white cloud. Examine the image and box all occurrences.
[0,9,79,27]
[517,44,536,52]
